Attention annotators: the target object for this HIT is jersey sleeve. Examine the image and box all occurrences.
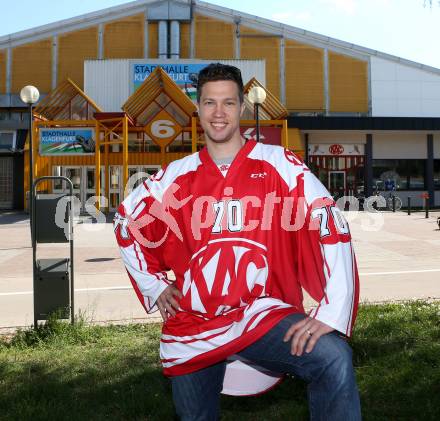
[296,170,359,336]
[113,181,172,314]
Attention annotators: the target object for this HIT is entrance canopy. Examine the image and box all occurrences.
[34,78,102,121]
[243,78,288,121]
[122,67,197,127]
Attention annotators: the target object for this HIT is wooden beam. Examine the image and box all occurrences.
[122,115,129,199]
[95,120,101,212]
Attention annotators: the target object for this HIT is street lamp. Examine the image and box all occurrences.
[20,85,40,237]
[248,86,266,143]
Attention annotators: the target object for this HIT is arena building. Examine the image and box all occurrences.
[0,0,439,211]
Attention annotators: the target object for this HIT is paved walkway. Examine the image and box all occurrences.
[1,210,439,332]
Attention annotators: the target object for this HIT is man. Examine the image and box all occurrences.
[114,63,361,420]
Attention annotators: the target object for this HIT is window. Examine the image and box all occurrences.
[0,131,16,151]
[372,159,426,191]
[308,155,365,196]
[127,132,161,152]
[166,132,192,153]
[10,112,23,122]
[52,166,63,190]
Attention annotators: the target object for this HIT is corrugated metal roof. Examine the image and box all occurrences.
[0,0,148,45]
[0,0,439,76]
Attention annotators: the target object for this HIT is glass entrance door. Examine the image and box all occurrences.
[127,165,161,191]
[109,166,122,212]
[328,171,346,199]
[84,166,105,210]
[53,166,105,214]
[108,165,161,212]
[64,166,82,202]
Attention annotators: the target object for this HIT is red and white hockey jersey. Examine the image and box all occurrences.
[114,140,359,377]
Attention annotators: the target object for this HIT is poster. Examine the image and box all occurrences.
[132,63,209,100]
[39,128,95,155]
[308,144,364,156]
[240,126,282,145]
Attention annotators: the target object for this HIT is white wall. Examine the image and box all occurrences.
[307,131,366,144]
[434,134,440,159]
[371,57,440,117]
[373,132,427,159]
[84,59,265,112]
[85,60,129,112]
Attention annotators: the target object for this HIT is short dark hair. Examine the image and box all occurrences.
[196,63,244,103]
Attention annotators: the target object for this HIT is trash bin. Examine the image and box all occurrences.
[32,176,74,326]
[26,189,49,214]
[34,258,70,320]
[34,193,70,243]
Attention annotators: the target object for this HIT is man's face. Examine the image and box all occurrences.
[198,80,245,145]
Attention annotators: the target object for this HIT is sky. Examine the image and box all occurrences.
[1,0,440,69]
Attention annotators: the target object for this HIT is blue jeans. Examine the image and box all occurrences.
[171,313,361,421]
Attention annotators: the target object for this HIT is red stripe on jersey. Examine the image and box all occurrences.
[162,307,296,377]
[126,271,148,313]
[311,302,322,320]
[132,194,147,216]
[133,243,143,271]
[160,326,231,345]
[347,244,359,336]
[161,357,179,364]
[320,246,331,305]
[242,305,281,334]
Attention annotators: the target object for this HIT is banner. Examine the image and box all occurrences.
[308,144,364,156]
[39,128,95,155]
[240,126,282,146]
[132,63,209,100]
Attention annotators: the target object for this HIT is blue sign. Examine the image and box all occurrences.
[132,63,209,100]
[39,128,95,155]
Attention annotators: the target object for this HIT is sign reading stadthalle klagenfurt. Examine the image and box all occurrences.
[39,128,96,156]
[132,63,208,100]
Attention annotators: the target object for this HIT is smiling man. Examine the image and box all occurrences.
[115,63,361,420]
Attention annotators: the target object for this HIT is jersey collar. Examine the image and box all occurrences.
[199,140,257,177]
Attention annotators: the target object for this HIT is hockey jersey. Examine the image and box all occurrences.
[114,140,359,377]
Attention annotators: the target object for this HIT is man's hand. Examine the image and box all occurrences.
[283,317,334,356]
[157,285,183,321]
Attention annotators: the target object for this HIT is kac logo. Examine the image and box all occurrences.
[329,144,344,155]
[181,238,269,316]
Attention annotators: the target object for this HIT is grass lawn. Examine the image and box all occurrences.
[1,301,439,421]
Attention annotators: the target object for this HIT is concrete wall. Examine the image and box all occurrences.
[307,130,366,144]
[371,56,440,117]
[372,132,427,159]
[84,59,265,112]
[84,59,129,112]
[434,133,440,159]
